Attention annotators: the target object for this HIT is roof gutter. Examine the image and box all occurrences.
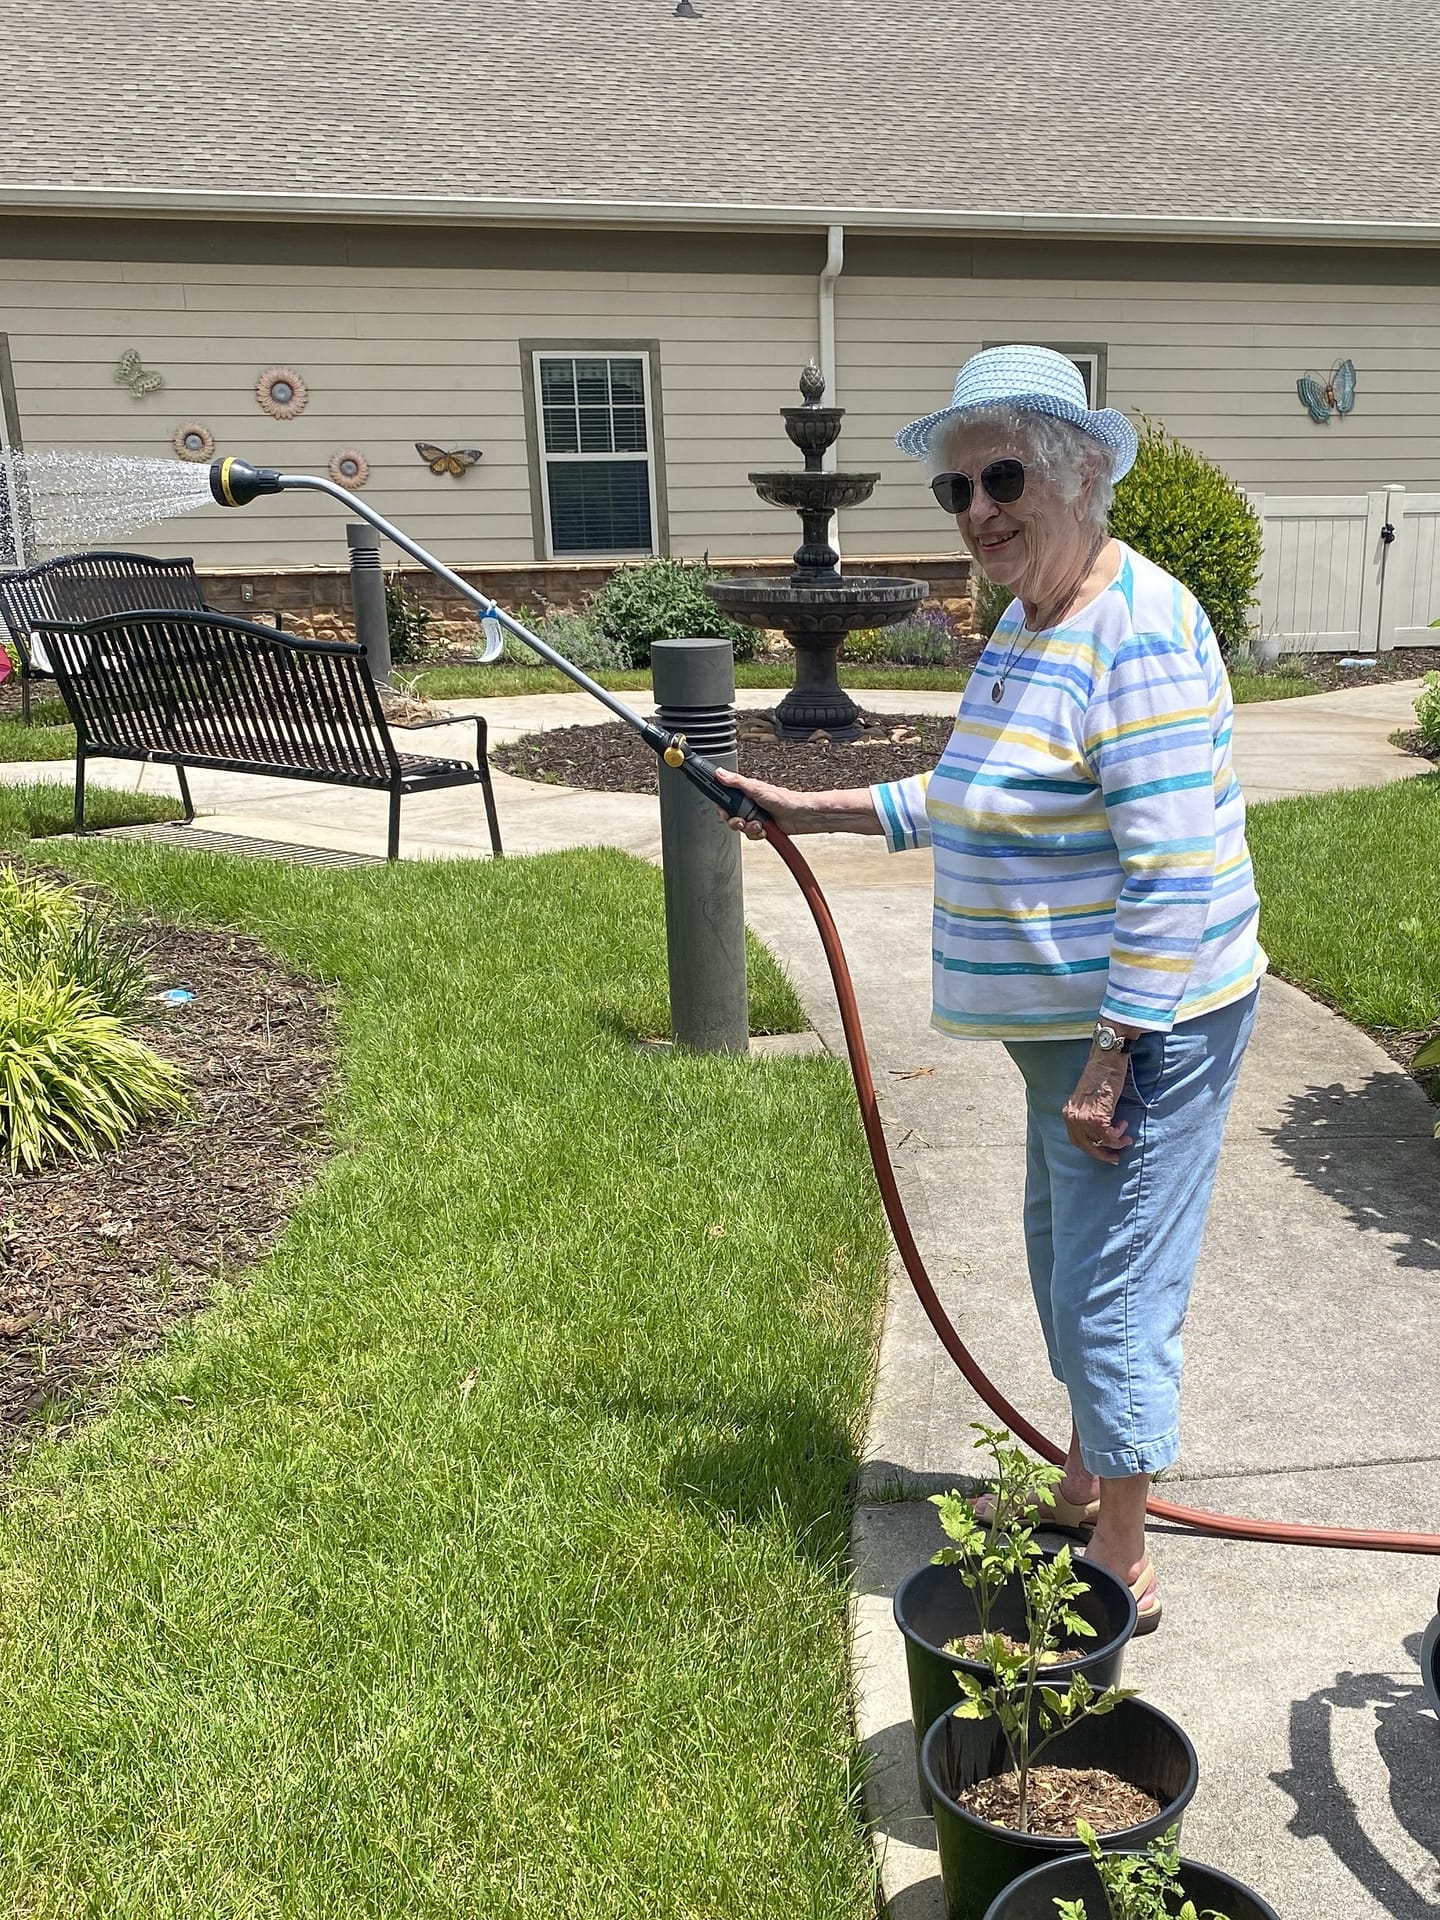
[2,183,1440,245]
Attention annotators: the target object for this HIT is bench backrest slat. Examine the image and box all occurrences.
[34,610,399,785]
[0,552,209,661]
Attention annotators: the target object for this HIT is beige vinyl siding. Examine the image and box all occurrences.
[0,255,818,568]
[836,261,1440,555]
[2,225,1438,573]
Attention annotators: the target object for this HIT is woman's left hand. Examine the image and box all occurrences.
[1063,1050,1134,1165]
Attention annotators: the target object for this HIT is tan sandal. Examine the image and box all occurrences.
[1129,1556,1163,1634]
[970,1486,1102,1535]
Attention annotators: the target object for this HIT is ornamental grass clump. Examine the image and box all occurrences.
[0,973,185,1172]
[931,1425,1135,1835]
[1056,1820,1232,1920]
[0,868,148,1018]
[1109,421,1262,652]
[0,868,184,1172]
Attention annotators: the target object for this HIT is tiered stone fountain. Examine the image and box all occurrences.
[706,363,928,740]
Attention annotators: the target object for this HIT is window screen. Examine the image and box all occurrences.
[535,354,655,555]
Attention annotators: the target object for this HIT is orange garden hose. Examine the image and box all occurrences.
[763,818,1440,1559]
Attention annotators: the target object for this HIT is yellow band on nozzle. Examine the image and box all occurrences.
[218,456,240,508]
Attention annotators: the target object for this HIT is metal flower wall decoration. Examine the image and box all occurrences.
[255,367,309,421]
[1297,359,1356,423]
[172,422,216,462]
[328,449,370,488]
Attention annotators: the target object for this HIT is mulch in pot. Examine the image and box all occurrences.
[493,707,956,795]
[944,1631,1076,1666]
[0,897,332,1459]
[956,1765,1160,1837]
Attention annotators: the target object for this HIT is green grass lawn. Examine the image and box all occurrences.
[409,658,1323,706]
[0,699,77,762]
[1249,772,1440,1034]
[409,661,971,699]
[0,780,183,842]
[0,824,888,1919]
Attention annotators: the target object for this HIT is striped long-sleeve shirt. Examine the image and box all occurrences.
[870,544,1266,1042]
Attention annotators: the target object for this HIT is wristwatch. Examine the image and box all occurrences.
[1092,1020,1131,1054]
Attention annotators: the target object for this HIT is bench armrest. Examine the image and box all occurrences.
[388,712,489,764]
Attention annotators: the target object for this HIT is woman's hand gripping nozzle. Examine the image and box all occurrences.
[661,737,771,831]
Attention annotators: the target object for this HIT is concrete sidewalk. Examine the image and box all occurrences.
[16,672,1439,1915]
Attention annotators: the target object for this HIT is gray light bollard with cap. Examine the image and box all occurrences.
[651,637,749,1055]
[346,522,392,684]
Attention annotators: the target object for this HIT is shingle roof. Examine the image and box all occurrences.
[4,0,1439,232]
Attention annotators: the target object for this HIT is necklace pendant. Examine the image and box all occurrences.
[991,679,1005,704]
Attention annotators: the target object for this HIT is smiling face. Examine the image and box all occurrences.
[936,420,1100,616]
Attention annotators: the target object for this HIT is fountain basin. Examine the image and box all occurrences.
[748,471,879,514]
[706,574,928,739]
[705,575,926,638]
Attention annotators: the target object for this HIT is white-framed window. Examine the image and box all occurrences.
[532,351,659,557]
[984,341,1108,406]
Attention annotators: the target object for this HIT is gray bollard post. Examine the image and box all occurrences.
[347,522,392,684]
[651,637,749,1055]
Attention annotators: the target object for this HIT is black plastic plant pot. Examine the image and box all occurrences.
[920,1695,1199,1920]
[1423,1604,1440,1717]
[981,1850,1280,1920]
[894,1552,1138,1810]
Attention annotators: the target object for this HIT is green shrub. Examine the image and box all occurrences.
[384,573,435,665]
[883,607,963,664]
[0,972,185,1172]
[1109,420,1262,650]
[843,609,962,666]
[971,572,1015,639]
[839,629,890,664]
[1414,673,1440,750]
[590,557,759,667]
[502,610,632,675]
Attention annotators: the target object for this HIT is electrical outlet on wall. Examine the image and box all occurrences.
[240,583,254,603]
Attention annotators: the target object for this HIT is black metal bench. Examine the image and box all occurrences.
[0,550,272,723]
[34,609,501,862]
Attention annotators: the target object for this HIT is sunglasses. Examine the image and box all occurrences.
[930,459,1026,516]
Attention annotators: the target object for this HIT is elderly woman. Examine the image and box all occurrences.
[719,346,1265,1630]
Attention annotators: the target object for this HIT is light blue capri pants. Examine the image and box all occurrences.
[1003,988,1258,1479]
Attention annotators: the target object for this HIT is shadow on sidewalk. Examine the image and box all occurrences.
[1264,1072,1440,1273]
[1271,1635,1440,1917]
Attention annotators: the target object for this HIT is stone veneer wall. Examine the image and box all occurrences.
[198,554,973,640]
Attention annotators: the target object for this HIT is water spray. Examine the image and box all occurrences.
[204,454,1440,1582]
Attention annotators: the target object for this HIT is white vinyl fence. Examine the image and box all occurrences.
[1250,485,1440,653]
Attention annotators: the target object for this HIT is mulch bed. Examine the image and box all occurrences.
[0,888,333,1457]
[1299,645,1440,691]
[494,707,955,795]
[955,1765,1161,1837]
[1394,727,1440,766]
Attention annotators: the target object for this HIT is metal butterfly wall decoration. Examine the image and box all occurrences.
[114,348,164,398]
[1297,359,1356,423]
[415,442,482,477]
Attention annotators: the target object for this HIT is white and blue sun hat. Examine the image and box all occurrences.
[895,345,1138,480]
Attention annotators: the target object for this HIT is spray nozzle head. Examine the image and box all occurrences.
[209,457,284,507]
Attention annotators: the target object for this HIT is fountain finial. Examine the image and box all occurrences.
[799,360,826,407]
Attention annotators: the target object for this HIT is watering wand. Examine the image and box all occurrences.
[207,454,1440,1566]
[207,459,766,827]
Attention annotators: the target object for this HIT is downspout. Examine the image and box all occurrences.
[818,222,845,556]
